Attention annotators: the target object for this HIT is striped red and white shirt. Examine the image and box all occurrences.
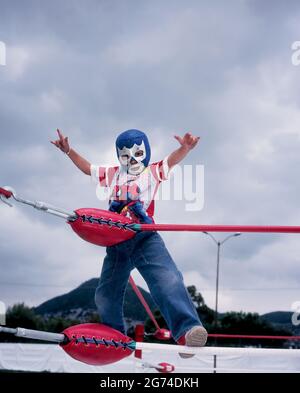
[90,157,170,219]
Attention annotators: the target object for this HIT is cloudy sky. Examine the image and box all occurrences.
[1,0,300,317]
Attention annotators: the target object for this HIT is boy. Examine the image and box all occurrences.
[51,129,207,351]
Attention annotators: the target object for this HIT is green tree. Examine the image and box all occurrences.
[187,285,205,308]
[0,303,45,343]
[213,311,292,348]
[6,303,45,330]
[44,317,80,333]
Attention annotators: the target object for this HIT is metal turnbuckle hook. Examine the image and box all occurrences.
[0,195,12,207]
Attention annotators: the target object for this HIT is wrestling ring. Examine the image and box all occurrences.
[0,186,300,373]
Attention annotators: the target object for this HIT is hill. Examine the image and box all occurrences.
[34,278,156,326]
[33,278,300,339]
[262,311,300,335]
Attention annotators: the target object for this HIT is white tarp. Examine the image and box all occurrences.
[0,344,300,373]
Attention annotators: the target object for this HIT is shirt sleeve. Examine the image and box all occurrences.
[90,164,118,187]
[90,164,100,184]
[151,156,172,182]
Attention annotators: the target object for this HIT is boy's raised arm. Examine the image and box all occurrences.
[167,132,200,169]
[51,129,91,175]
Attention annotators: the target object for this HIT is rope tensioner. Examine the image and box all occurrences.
[2,186,300,248]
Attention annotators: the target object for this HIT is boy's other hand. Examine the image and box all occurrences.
[174,133,200,151]
[51,129,70,154]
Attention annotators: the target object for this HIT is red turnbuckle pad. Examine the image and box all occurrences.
[156,362,175,373]
[154,329,172,341]
[61,323,134,366]
[134,324,145,359]
[69,208,136,247]
[0,187,13,198]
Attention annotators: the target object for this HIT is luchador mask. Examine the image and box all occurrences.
[116,129,151,175]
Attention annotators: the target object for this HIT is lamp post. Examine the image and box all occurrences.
[203,232,241,329]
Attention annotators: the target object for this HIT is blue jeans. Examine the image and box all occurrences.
[95,231,203,341]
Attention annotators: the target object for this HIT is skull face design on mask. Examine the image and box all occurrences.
[116,129,151,175]
[117,141,147,174]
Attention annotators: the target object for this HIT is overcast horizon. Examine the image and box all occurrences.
[1,0,300,318]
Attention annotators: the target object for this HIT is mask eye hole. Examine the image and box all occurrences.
[121,154,130,160]
[134,150,144,158]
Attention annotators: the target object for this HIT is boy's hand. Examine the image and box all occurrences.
[174,132,200,151]
[51,129,70,154]
[50,129,91,175]
[168,133,200,168]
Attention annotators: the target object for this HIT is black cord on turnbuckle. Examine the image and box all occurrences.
[72,335,135,351]
[74,214,137,232]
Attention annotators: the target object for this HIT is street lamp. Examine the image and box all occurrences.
[203,231,241,329]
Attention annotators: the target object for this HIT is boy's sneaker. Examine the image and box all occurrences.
[177,326,208,358]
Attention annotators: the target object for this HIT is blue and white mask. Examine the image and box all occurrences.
[116,129,151,175]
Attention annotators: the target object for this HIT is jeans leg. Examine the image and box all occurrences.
[132,233,202,341]
[95,245,132,334]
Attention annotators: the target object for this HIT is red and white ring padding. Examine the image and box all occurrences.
[69,208,136,247]
[157,362,175,373]
[61,323,134,366]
